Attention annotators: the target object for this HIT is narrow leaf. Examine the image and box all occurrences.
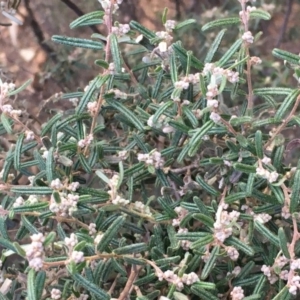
[110,34,122,73]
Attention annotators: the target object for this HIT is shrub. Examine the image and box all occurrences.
[0,0,300,299]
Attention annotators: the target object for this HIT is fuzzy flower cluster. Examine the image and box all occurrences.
[272,257,300,295]
[173,73,200,94]
[200,63,239,114]
[137,151,165,169]
[0,168,14,183]
[87,101,97,116]
[65,234,85,264]
[68,181,80,192]
[239,5,257,21]
[98,0,122,13]
[289,275,300,295]
[69,97,79,106]
[51,289,62,300]
[25,130,35,142]
[261,255,291,285]
[88,223,97,235]
[1,104,22,118]
[77,134,94,148]
[134,201,152,216]
[226,246,240,261]
[113,89,128,99]
[0,81,15,97]
[13,196,24,208]
[112,194,129,206]
[202,63,239,84]
[49,191,79,216]
[65,233,78,249]
[41,147,59,160]
[261,265,280,284]
[214,208,240,243]
[210,111,221,123]
[164,20,177,32]
[107,174,130,206]
[172,207,189,227]
[253,213,272,224]
[156,31,173,43]
[230,286,245,300]
[227,266,242,277]
[147,114,174,133]
[242,31,254,44]
[112,23,130,36]
[282,205,291,219]
[27,195,39,204]
[26,233,45,271]
[177,228,191,250]
[50,178,64,190]
[256,167,279,183]
[157,270,198,291]
[118,150,128,160]
[50,178,80,192]
[250,56,262,65]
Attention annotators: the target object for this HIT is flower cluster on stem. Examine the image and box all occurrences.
[157,270,198,291]
[26,233,45,271]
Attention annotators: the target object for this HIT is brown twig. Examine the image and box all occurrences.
[264,94,300,150]
[276,0,294,48]
[118,265,142,300]
[60,0,102,35]
[23,0,57,63]
[239,0,254,114]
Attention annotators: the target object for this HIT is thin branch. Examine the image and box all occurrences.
[118,265,142,300]
[264,94,300,150]
[60,0,102,35]
[276,0,294,48]
[23,0,57,63]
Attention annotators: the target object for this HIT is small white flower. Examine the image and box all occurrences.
[165,20,176,31]
[232,266,241,276]
[268,171,279,183]
[242,31,254,44]
[88,223,97,235]
[69,97,78,107]
[112,195,129,206]
[256,167,266,177]
[210,112,221,123]
[254,213,272,224]
[261,156,271,164]
[280,270,289,280]
[70,251,85,264]
[25,131,35,141]
[50,178,63,190]
[65,233,78,249]
[207,99,219,108]
[291,259,300,270]
[226,246,239,261]
[27,195,38,204]
[68,182,80,192]
[230,286,244,300]
[289,285,297,295]
[51,288,62,300]
[158,41,168,52]
[77,139,85,148]
[87,101,97,115]
[181,272,199,285]
[13,196,24,208]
